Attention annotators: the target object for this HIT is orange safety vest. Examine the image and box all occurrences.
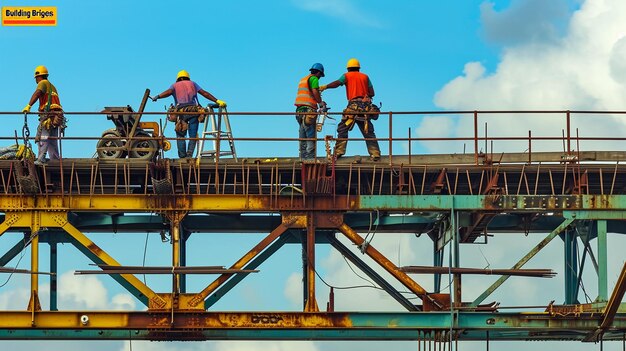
[344,71,370,101]
[294,74,318,108]
[38,80,62,111]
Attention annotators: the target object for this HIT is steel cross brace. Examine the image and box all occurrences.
[472,216,576,306]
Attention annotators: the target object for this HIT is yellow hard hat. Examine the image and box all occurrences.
[346,58,360,69]
[34,65,49,77]
[176,70,190,80]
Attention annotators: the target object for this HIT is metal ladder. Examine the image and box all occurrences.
[196,104,237,162]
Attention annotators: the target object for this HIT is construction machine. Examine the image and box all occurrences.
[96,89,170,160]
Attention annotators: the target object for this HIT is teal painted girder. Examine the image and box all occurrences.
[0,312,625,341]
[359,194,626,211]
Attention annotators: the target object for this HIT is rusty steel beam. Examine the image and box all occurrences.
[188,220,292,308]
[590,260,626,341]
[75,267,258,275]
[337,222,441,309]
[401,266,556,277]
[304,213,319,312]
[0,310,625,341]
[3,194,626,213]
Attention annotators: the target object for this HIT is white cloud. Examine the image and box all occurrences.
[429,0,626,154]
[292,0,383,28]
[480,0,571,45]
[284,272,303,308]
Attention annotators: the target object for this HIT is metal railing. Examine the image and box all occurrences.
[0,109,624,166]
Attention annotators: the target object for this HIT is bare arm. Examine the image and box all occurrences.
[325,80,342,89]
[198,89,218,103]
[368,85,375,98]
[27,89,43,106]
[154,89,173,100]
[312,88,322,104]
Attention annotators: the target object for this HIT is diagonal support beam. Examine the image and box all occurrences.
[472,217,575,306]
[337,223,441,309]
[189,220,291,308]
[57,216,164,308]
[0,235,29,266]
[584,260,626,342]
[600,261,626,331]
[0,213,22,239]
[205,232,290,309]
[326,233,418,311]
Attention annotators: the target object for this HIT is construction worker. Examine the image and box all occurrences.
[22,65,65,166]
[152,70,227,158]
[294,63,327,160]
[320,58,381,161]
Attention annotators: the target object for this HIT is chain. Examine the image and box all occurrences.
[22,113,31,149]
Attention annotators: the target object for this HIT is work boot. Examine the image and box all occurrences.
[370,155,380,162]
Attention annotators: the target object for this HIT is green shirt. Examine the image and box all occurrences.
[308,75,320,89]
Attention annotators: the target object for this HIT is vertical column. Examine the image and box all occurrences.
[179,229,189,294]
[301,235,307,310]
[304,213,319,312]
[597,220,608,302]
[171,217,181,294]
[564,227,579,304]
[433,240,443,293]
[28,231,41,311]
[49,241,58,311]
[452,209,461,307]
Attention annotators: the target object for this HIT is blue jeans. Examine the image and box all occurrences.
[176,116,199,158]
[296,107,316,160]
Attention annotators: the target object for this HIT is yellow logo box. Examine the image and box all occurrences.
[2,6,57,26]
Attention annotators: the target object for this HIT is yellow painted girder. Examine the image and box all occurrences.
[0,311,351,329]
[1,211,165,309]
[0,194,276,212]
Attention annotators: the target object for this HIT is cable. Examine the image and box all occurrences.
[478,247,491,270]
[360,210,380,253]
[142,232,149,285]
[341,255,377,288]
[314,268,384,291]
[0,232,36,288]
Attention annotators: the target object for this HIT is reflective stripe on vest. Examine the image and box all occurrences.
[38,80,62,111]
[344,71,370,101]
[294,74,317,108]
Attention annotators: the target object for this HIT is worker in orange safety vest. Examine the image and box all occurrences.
[294,63,327,160]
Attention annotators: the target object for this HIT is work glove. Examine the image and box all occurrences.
[216,99,227,108]
[319,85,327,92]
[22,104,31,113]
[151,96,158,102]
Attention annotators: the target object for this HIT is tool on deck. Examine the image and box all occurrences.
[96,89,170,160]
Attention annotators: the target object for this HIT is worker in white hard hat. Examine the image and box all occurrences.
[22,65,66,165]
[321,58,381,161]
[152,70,227,158]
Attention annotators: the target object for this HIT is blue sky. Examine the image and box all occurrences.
[6,0,626,351]
[1,0,505,158]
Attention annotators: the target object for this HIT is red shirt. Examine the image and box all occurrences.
[339,71,372,100]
